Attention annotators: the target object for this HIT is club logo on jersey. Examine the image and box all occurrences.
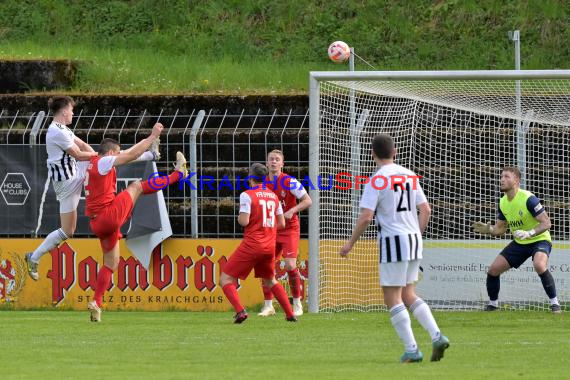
[519,210,523,217]
[281,191,286,197]
[0,250,26,302]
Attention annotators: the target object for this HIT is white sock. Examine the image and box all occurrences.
[489,299,499,307]
[293,297,301,306]
[30,228,68,262]
[134,151,155,162]
[264,300,273,308]
[390,303,417,353]
[550,297,559,305]
[410,298,441,342]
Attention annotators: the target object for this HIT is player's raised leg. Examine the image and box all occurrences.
[135,151,187,199]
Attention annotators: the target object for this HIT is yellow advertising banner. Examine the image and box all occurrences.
[0,239,308,311]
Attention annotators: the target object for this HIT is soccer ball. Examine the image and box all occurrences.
[328,41,351,63]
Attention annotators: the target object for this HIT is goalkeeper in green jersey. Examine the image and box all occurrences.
[472,167,561,313]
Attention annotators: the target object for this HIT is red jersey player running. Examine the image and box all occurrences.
[220,163,297,323]
[258,150,312,317]
[84,123,188,322]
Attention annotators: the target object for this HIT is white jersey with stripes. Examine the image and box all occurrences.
[359,163,427,263]
[46,121,77,182]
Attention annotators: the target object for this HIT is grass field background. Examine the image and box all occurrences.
[1,310,567,379]
[1,0,568,94]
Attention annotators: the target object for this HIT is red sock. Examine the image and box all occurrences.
[141,172,181,194]
[262,284,273,301]
[94,265,113,307]
[287,268,301,298]
[222,284,244,313]
[271,283,294,318]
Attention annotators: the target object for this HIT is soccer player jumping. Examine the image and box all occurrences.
[25,96,98,280]
[340,134,449,363]
[472,167,561,313]
[85,123,187,322]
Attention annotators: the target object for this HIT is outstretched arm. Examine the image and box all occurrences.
[113,123,163,167]
[472,219,508,237]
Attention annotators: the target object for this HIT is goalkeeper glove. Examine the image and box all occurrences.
[513,229,535,240]
[472,221,494,235]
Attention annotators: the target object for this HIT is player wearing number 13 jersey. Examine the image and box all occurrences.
[340,134,449,363]
[220,163,297,323]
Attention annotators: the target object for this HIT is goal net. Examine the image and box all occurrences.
[308,71,570,312]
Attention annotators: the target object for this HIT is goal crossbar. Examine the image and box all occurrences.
[310,70,570,81]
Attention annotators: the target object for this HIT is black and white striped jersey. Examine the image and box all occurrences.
[46,122,77,181]
[360,163,428,263]
[379,233,423,263]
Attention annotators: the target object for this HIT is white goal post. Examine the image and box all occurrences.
[308,70,570,313]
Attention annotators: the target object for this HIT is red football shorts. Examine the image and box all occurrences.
[275,232,300,260]
[223,243,275,280]
[89,191,134,252]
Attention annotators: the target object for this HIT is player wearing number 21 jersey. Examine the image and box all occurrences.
[340,134,449,363]
[220,163,297,324]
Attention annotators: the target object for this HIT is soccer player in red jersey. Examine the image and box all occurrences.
[258,150,312,317]
[220,163,297,323]
[84,123,188,322]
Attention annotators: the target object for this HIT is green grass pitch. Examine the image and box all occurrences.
[0,310,567,379]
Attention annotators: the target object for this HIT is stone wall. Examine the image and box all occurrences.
[0,60,76,93]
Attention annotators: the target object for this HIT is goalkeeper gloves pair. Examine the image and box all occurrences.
[472,221,535,240]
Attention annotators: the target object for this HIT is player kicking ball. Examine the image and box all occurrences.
[220,163,297,323]
[340,134,449,363]
[85,123,187,322]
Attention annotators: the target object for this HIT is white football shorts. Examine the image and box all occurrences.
[52,161,89,214]
[379,259,421,287]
